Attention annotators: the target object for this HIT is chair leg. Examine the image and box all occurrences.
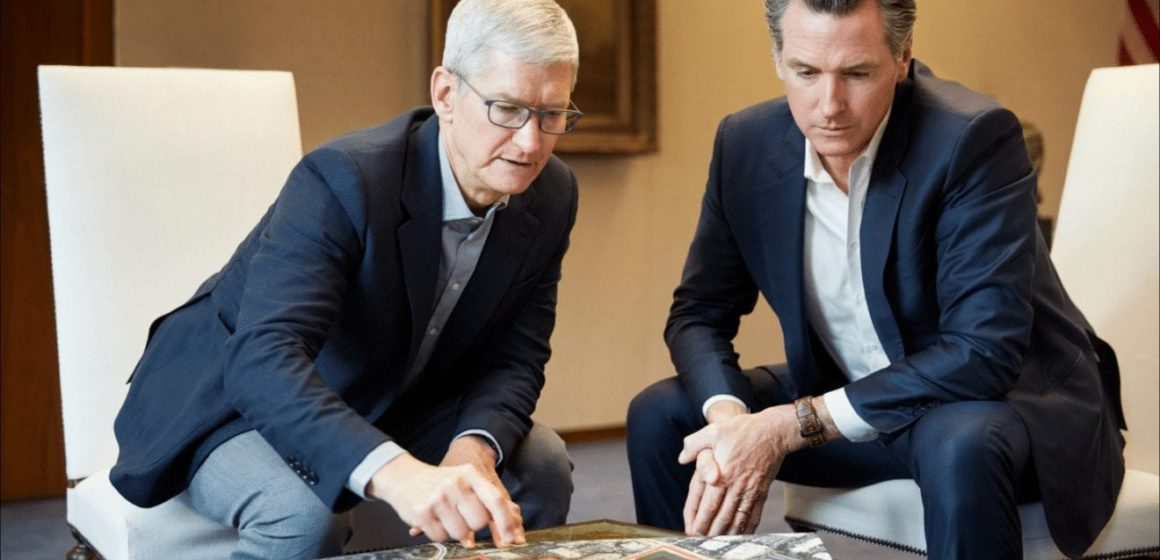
[67,526,101,560]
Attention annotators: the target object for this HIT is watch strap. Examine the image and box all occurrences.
[794,397,826,447]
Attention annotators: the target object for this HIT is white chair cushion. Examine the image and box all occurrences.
[783,469,1160,558]
[784,479,927,554]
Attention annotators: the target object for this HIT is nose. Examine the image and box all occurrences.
[511,115,544,152]
[819,76,846,119]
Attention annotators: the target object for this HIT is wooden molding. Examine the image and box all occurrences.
[559,425,627,444]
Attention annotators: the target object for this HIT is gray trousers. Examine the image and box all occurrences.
[185,422,572,560]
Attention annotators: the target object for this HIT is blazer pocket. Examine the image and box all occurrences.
[145,289,212,342]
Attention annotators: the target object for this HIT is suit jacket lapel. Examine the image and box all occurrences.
[860,73,916,362]
[397,118,443,364]
[759,118,818,382]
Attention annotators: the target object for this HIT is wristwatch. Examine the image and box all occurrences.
[794,397,826,447]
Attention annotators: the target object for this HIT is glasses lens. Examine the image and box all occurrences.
[563,111,581,132]
[539,110,583,134]
[537,110,566,134]
[487,101,529,128]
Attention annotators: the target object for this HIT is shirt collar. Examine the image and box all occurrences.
[802,107,893,183]
[438,132,509,222]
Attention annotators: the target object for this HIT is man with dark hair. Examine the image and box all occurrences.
[109,0,584,557]
[627,0,1126,558]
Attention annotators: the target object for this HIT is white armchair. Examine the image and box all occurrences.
[39,65,411,559]
[781,64,1160,558]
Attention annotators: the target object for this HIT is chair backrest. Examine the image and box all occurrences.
[39,66,302,480]
[1050,63,1159,474]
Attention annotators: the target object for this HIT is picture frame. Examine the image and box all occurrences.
[430,0,657,154]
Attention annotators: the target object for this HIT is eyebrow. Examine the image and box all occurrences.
[488,92,572,111]
[504,99,573,111]
[783,57,880,73]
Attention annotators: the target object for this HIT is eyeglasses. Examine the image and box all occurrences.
[456,75,583,135]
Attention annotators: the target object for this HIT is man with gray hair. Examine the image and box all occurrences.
[109,0,583,557]
[628,0,1125,558]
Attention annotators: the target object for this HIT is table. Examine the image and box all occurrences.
[331,519,831,559]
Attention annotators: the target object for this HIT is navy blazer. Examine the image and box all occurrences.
[110,108,578,513]
[666,62,1125,556]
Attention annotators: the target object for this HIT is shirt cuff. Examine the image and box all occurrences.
[823,388,879,442]
[701,394,749,421]
[455,430,504,466]
[347,441,407,500]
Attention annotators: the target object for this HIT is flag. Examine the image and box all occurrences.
[1119,0,1160,65]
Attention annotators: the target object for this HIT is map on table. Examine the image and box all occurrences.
[338,533,830,560]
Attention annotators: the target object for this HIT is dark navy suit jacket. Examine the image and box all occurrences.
[110,108,578,514]
[666,61,1125,556]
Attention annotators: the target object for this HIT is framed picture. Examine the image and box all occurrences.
[430,0,657,154]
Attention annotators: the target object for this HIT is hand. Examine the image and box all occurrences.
[366,447,524,549]
[682,448,773,535]
[681,445,776,536]
[438,436,526,547]
[678,406,797,536]
[680,406,793,482]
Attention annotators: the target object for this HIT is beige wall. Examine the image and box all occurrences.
[116,0,429,151]
[116,0,1126,431]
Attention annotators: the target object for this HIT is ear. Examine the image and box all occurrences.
[896,40,913,83]
[431,66,457,122]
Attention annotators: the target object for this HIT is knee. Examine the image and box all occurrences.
[911,402,1029,483]
[503,423,572,528]
[510,424,573,492]
[242,478,348,555]
[626,377,694,441]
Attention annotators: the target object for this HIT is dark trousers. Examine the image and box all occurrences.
[626,366,1039,560]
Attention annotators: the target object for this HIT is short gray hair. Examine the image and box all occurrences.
[442,0,580,88]
[764,0,916,60]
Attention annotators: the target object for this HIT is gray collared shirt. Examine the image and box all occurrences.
[347,133,509,499]
[408,138,508,380]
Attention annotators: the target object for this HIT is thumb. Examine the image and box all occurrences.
[678,429,712,465]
